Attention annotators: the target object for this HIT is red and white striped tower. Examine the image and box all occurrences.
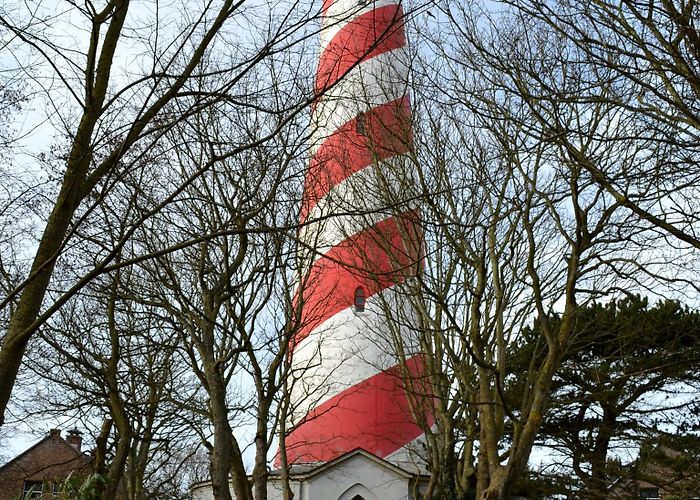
[285,0,432,467]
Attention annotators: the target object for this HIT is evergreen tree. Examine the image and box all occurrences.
[511,296,700,498]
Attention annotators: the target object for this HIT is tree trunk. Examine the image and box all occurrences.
[0,0,130,426]
[0,171,93,423]
[208,368,236,500]
[585,407,616,499]
[252,398,270,500]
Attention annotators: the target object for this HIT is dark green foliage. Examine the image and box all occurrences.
[511,296,700,498]
[635,434,700,495]
[56,472,107,500]
[510,469,580,499]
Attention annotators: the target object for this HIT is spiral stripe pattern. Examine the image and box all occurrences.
[285,0,430,466]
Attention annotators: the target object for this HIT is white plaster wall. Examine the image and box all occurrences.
[266,477,302,499]
[303,454,409,500]
[193,454,412,500]
[191,478,303,500]
[190,483,214,500]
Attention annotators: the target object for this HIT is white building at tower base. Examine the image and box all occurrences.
[191,449,430,500]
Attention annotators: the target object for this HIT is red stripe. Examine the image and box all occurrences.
[293,211,422,349]
[321,0,333,14]
[316,4,406,94]
[300,96,412,224]
[283,354,434,464]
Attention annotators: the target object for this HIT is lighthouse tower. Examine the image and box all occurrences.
[281,0,431,496]
[190,3,431,499]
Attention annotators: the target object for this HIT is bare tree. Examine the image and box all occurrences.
[500,0,700,253]
[20,195,203,500]
[0,0,318,426]
[129,72,308,498]
[386,5,676,497]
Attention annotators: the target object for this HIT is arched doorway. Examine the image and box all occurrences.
[338,484,378,500]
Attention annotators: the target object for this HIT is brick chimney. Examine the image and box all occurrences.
[49,428,61,439]
[66,428,83,451]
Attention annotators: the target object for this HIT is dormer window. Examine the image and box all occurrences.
[354,287,366,312]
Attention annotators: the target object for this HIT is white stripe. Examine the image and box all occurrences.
[298,155,418,270]
[311,47,409,157]
[384,431,431,472]
[288,283,420,428]
[320,0,402,55]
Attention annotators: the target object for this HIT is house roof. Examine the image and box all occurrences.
[291,448,428,480]
[0,430,91,475]
[266,448,430,480]
[190,448,430,493]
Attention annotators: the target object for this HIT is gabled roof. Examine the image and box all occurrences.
[189,448,432,493]
[0,431,91,475]
[283,448,429,480]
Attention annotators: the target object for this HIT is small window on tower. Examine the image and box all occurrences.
[354,287,366,312]
[356,112,366,135]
